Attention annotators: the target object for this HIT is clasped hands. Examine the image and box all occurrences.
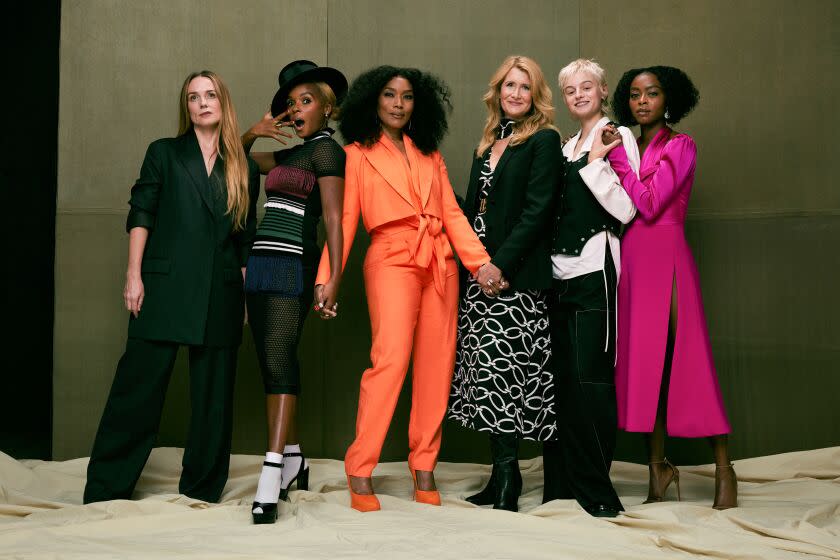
[588,122,622,163]
[475,262,508,297]
[313,282,339,320]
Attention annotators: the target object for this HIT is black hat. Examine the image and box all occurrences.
[270,60,348,117]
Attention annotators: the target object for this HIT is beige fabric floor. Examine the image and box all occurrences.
[1,447,838,559]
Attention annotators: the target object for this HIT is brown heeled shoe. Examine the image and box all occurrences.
[712,463,738,510]
[347,475,380,512]
[644,458,681,503]
[410,468,441,506]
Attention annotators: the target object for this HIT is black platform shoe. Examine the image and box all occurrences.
[252,458,283,524]
[251,502,278,524]
[278,452,310,501]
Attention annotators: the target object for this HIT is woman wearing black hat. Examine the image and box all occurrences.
[240,60,348,524]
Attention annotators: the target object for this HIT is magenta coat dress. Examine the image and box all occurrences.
[607,127,730,437]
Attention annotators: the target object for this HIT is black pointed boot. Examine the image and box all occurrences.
[465,463,497,506]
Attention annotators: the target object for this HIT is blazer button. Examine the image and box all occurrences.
[591,228,595,232]
[580,237,585,241]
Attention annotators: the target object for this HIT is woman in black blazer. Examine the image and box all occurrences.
[449,55,562,512]
[84,71,259,504]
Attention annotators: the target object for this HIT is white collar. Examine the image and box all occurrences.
[563,116,611,160]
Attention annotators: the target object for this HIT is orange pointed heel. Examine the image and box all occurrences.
[347,475,380,512]
[410,468,441,506]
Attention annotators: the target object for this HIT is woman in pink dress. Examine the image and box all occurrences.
[600,66,737,509]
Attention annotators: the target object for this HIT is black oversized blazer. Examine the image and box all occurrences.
[461,127,563,291]
[125,129,260,347]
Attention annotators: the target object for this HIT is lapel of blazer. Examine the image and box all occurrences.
[490,140,522,191]
[362,135,415,208]
[175,129,215,216]
[463,154,483,220]
[405,136,433,208]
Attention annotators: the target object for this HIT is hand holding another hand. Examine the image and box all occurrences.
[475,262,509,297]
[588,125,622,163]
[314,282,339,320]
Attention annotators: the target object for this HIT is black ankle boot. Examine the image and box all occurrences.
[493,460,522,512]
[465,464,497,506]
[489,434,520,512]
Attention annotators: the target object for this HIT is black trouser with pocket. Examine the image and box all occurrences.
[543,249,623,511]
[84,337,238,504]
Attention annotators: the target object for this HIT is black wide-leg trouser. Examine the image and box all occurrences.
[543,249,623,512]
[84,337,237,504]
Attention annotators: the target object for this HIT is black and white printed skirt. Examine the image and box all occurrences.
[448,277,556,441]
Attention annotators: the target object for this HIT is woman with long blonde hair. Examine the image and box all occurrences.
[449,55,562,512]
[84,70,259,505]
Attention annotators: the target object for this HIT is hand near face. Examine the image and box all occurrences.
[247,109,294,145]
[588,125,622,163]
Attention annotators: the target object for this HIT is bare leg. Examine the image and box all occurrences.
[709,434,737,508]
[644,278,679,502]
[348,475,374,494]
[266,394,296,453]
[414,470,436,491]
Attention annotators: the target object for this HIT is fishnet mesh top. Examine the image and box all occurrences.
[250,130,345,260]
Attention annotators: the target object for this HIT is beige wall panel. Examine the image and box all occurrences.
[328,0,580,194]
[54,0,329,459]
[53,212,128,458]
[580,0,839,213]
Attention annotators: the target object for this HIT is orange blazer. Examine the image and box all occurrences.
[316,134,489,287]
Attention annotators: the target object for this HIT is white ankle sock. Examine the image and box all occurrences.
[253,452,283,511]
[280,444,307,490]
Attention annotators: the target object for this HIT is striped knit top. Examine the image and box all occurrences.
[250,129,345,261]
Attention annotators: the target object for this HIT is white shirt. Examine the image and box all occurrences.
[551,116,640,281]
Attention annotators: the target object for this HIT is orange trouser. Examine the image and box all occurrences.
[345,224,459,477]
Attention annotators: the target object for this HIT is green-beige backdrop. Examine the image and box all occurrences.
[53,0,840,465]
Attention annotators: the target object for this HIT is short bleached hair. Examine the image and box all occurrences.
[558,58,607,90]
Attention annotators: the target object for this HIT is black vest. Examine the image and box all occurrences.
[552,154,621,256]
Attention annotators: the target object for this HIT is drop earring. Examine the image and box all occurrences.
[664,108,671,120]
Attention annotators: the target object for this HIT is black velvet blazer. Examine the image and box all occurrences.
[462,127,562,291]
[124,130,259,347]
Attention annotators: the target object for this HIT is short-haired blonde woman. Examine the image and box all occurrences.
[543,59,639,518]
[449,55,562,512]
[84,71,259,505]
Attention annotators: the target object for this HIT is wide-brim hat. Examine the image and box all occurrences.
[270,60,348,117]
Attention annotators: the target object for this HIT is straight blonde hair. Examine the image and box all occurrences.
[477,55,558,158]
[178,70,250,231]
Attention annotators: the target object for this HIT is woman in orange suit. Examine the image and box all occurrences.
[315,66,499,511]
